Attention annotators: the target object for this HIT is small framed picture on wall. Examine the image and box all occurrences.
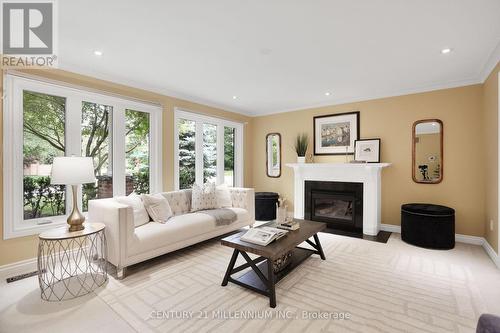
[354,138,381,163]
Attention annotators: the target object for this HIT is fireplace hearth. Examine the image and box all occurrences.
[305,181,363,233]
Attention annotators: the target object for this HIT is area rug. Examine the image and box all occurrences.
[96,232,488,333]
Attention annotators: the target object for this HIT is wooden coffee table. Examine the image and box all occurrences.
[221,219,326,308]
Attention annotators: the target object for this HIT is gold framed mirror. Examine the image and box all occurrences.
[266,133,281,178]
[412,119,443,184]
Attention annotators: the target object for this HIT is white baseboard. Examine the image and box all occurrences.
[455,234,485,245]
[381,223,500,268]
[0,247,81,278]
[0,257,37,277]
[380,224,401,233]
[483,239,500,269]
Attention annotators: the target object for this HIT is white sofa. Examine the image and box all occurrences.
[88,187,255,278]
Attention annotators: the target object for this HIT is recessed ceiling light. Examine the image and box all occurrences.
[93,50,103,56]
[441,48,452,54]
[325,92,331,96]
[232,96,237,100]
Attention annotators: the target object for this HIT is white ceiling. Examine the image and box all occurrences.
[58,0,500,116]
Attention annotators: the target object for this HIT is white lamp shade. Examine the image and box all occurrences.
[50,157,96,185]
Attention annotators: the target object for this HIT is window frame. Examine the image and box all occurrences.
[3,73,163,239]
[173,108,244,190]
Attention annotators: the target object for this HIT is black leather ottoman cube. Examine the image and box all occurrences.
[401,203,455,249]
[255,192,279,221]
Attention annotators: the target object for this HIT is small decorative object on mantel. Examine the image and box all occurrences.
[354,138,381,163]
[313,111,360,155]
[294,133,308,163]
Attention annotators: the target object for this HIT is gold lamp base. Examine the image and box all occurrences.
[67,184,85,232]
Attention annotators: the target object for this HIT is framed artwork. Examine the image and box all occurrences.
[313,111,360,155]
[354,138,381,163]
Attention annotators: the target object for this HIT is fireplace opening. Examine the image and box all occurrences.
[313,194,353,221]
[305,181,363,233]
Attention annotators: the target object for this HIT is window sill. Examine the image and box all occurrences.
[3,215,85,240]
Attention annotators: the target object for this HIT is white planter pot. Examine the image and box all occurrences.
[297,156,306,163]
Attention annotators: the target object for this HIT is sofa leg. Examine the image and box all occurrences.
[117,267,127,279]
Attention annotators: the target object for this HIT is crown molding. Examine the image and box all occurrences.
[248,76,481,117]
[57,61,254,116]
[478,40,500,83]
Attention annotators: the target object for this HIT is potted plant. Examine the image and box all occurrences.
[294,133,308,163]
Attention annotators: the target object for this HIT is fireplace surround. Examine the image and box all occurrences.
[287,163,390,236]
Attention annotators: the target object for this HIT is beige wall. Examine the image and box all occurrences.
[251,85,485,237]
[483,61,500,252]
[0,68,253,266]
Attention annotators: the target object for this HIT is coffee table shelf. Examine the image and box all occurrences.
[232,247,314,292]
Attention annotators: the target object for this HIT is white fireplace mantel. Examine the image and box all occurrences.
[286,163,391,236]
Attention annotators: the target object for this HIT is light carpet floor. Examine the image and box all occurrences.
[2,232,500,333]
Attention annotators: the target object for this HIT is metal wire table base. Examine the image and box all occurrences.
[37,227,108,301]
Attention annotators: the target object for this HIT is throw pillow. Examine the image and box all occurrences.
[216,184,232,208]
[191,182,218,211]
[115,193,150,227]
[142,193,173,223]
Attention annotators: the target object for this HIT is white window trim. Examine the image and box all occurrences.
[3,74,163,239]
[174,108,244,190]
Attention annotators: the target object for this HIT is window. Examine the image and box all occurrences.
[174,109,243,189]
[81,101,113,211]
[23,91,66,220]
[178,118,196,189]
[4,74,162,239]
[203,123,217,183]
[125,109,151,195]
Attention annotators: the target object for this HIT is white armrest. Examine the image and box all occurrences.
[228,187,255,222]
[88,199,134,268]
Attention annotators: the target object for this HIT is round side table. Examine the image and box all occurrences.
[37,222,108,301]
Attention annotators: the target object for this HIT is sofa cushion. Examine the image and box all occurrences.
[115,193,150,227]
[216,184,232,208]
[191,183,217,211]
[142,193,173,223]
[129,207,251,256]
[161,190,191,215]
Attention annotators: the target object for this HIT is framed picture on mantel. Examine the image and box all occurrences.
[354,138,381,163]
[313,111,360,155]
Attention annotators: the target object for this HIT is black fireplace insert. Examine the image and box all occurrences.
[304,181,363,233]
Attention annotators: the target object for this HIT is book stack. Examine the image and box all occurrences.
[240,227,288,246]
[277,220,300,231]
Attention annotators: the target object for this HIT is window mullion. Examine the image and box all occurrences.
[113,105,126,196]
[195,121,204,185]
[66,96,83,214]
[236,126,244,187]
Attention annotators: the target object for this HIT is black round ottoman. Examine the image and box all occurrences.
[401,203,455,249]
[255,192,279,221]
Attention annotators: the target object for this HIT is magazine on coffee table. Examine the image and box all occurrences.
[240,226,288,246]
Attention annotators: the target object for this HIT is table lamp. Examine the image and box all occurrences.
[50,156,96,232]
